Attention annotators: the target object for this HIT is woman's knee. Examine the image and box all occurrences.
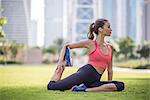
[113,81,125,91]
[47,81,56,90]
[47,81,66,91]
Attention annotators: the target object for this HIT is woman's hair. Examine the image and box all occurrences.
[87,19,108,40]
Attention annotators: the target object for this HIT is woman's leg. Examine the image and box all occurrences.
[86,81,125,92]
[72,81,124,92]
[47,64,101,91]
[48,71,84,91]
[86,83,117,92]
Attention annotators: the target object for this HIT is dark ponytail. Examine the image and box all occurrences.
[87,19,108,40]
[87,23,95,40]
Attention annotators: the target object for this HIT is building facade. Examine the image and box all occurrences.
[62,0,149,45]
[1,0,39,47]
[44,0,63,47]
[1,0,149,47]
[143,0,150,42]
[1,0,30,45]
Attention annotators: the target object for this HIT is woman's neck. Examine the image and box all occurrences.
[96,34,105,45]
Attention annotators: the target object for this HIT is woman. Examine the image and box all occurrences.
[47,19,124,92]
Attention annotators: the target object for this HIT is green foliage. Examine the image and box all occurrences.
[43,38,64,54]
[43,45,57,54]
[115,36,134,60]
[0,27,5,37]
[42,59,51,64]
[9,41,24,58]
[0,16,7,37]
[0,16,7,26]
[42,38,64,64]
[0,39,24,63]
[54,38,64,47]
[0,60,22,64]
[54,38,64,52]
[136,42,150,59]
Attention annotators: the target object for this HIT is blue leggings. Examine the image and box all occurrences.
[47,64,124,91]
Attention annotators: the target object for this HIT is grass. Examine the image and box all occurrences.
[0,64,150,100]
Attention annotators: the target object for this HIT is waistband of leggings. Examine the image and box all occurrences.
[86,64,102,76]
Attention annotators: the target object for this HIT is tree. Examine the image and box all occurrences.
[0,10,8,64]
[116,36,135,60]
[0,9,24,64]
[9,41,24,60]
[136,42,150,60]
[0,16,7,37]
[0,40,24,64]
[43,45,57,54]
[54,38,64,53]
[43,38,64,54]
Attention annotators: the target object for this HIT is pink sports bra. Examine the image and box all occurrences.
[88,41,112,69]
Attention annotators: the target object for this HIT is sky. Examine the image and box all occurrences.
[31,0,44,47]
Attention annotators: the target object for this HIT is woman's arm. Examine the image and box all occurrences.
[58,40,91,65]
[107,64,113,81]
[107,45,114,81]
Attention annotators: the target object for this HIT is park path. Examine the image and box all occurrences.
[0,65,150,73]
[113,67,150,73]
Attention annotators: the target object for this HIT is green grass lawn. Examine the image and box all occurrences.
[0,64,150,100]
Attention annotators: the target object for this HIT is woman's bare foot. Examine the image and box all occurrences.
[50,63,65,81]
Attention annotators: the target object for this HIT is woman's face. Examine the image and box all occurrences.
[101,21,112,36]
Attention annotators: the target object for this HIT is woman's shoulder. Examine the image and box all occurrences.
[105,42,114,49]
[80,39,95,44]
[80,39,96,49]
[87,39,96,46]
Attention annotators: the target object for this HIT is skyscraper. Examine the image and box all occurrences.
[143,0,150,42]
[2,0,148,47]
[0,0,1,16]
[1,0,32,45]
[44,0,63,47]
[63,0,101,43]
[63,0,148,45]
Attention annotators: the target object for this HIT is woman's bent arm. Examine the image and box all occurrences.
[58,40,92,63]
